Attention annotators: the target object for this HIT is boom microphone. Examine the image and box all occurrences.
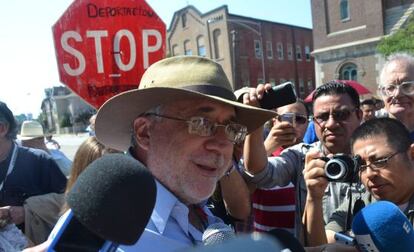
[352,200,414,252]
[48,153,156,251]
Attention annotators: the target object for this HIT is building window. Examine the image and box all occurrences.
[296,45,302,61]
[184,40,192,55]
[213,29,221,59]
[277,42,284,60]
[305,46,311,61]
[172,44,179,56]
[307,80,313,92]
[181,13,187,28]
[254,40,262,59]
[287,44,293,60]
[340,63,358,80]
[340,0,350,21]
[197,36,206,57]
[266,41,273,59]
[299,79,305,97]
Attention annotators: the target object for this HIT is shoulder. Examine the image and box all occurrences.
[18,145,52,159]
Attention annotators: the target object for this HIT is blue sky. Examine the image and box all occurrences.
[0,0,311,116]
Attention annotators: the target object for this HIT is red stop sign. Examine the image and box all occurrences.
[53,0,166,109]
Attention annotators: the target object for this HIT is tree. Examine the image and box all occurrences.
[377,16,414,57]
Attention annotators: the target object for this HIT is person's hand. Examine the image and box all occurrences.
[242,83,272,107]
[22,239,51,252]
[264,118,296,154]
[303,150,329,201]
[9,206,25,225]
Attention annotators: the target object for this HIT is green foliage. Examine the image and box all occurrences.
[74,111,94,124]
[60,113,72,128]
[377,16,414,56]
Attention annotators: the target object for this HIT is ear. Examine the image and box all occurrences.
[355,108,363,121]
[409,143,414,161]
[132,117,152,151]
[0,123,9,138]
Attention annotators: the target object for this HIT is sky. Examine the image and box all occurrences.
[0,0,312,117]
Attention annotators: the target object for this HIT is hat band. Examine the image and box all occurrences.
[184,85,236,101]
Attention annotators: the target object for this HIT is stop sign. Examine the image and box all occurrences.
[53,0,166,109]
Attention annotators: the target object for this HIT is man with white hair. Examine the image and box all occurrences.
[378,52,414,140]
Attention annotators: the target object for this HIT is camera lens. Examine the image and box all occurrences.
[325,159,347,181]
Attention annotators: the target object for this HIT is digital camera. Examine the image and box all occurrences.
[321,154,361,183]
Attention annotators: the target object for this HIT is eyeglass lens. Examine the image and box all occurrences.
[314,110,352,123]
[380,81,414,97]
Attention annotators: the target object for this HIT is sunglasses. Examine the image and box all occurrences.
[312,108,357,125]
[277,113,308,125]
[378,81,414,97]
[145,113,248,144]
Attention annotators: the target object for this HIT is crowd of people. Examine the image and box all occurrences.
[0,52,413,251]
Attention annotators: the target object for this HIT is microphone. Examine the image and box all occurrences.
[48,153,156,251]
[352,200,414,252]
[202,222,235,245]
[266,228,305,252]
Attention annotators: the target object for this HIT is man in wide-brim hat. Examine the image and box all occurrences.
[94,56,275,251]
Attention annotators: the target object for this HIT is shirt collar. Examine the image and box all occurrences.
[151,180,189,234]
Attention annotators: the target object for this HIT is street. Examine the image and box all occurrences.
[52,133,90,160]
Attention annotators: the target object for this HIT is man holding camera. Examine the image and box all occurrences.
[243,81,362,244]
[303,117,414,247]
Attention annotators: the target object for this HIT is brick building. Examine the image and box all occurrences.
[311,0,414,92]
[167,5,315,99]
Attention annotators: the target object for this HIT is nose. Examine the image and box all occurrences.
[205,127,233,151]
[324,114,339,129]
[363,165,379,179]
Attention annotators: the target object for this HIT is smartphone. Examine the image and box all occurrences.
[48,210,116,252]
[278,113,296,127]
[259,82,297,110]
[334,232,356,246]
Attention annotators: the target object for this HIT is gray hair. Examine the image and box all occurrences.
[380,52,414,84]
[130,105,165,148]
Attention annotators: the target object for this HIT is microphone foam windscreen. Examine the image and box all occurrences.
[67,153,156,245]
[202,222,235,245]
[352,200,414,252]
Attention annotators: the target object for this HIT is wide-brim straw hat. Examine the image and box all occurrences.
[96,56,276,151]
[19,120,44,140]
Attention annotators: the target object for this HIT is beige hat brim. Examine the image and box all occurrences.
[18,135,44,141]
[95,87,276,151]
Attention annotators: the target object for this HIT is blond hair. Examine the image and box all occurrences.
[62,136,120,212]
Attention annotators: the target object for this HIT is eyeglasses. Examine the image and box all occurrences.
[312,108,357,125]
[145,113,248,144]
[359,151,403,173]
[378,81,414,97]
[277,113,308,125]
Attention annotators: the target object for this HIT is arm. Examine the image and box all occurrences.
[219,169,251,220]
[242,83,274,175]
[302,150,329,246]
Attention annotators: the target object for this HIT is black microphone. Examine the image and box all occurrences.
[202,222,235,245]
[48,153,156,252]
